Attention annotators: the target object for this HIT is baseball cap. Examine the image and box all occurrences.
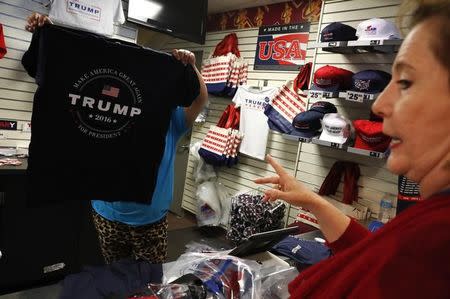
[311,66,354,92]
[351,70,391,93]
[292,101,337,138]
[310,101,338,114]
[320,22,357,42]
[292,110,323,138]
[356,18,401,41]
[319,113,352,144]
[353,120,391,152]
[0,24,7,59]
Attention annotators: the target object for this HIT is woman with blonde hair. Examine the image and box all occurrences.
[256,1,450,297]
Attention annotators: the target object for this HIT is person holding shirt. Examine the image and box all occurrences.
[26,14,208,264]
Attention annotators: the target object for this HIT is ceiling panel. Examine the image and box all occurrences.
[208,0,290,14]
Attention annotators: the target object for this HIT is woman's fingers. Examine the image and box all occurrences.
[263,189,286,202]
[266,155,288,177]
[254,176,279,184]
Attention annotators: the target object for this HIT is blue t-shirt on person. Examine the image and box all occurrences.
[91,107,189,226]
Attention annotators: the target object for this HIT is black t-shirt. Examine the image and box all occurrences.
[22,24,200,203]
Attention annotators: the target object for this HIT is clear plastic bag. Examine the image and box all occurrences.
[190,141,217,184]
[196,182,222,226]
[260,268,299,299]
[164,252,261,299]
[215,182,232,227]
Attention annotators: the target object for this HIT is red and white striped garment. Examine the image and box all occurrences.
[269,80,307,125]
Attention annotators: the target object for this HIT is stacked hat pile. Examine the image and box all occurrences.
[320,19,401,43]
[291,101,337,138]
[227,192,286,245]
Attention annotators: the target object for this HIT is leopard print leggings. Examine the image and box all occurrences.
[92,210,168,264]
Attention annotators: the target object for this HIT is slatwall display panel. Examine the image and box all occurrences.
[288,0,405,225]
[0,0,137,149]
[159,23,319,216]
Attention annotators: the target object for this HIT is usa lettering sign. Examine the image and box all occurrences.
[254,23,310,71]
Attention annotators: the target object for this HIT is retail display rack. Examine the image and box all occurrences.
[282,134,388,159]
[308,38,403,54]
[307,90,379,103]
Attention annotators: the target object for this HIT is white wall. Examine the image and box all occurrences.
[0,0,137,149]
[159,0,407,225]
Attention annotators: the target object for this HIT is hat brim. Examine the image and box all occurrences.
[357,34,400,41]
[354,136,390,152]
[319,130,348,144]
[290,129,321,138]
[310,83,340,92]
[350,88,381,94]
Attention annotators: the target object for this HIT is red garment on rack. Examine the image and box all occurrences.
[288,190,450,298]
[0,24,7,59]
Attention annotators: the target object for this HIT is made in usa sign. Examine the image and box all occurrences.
[254,23,310,71]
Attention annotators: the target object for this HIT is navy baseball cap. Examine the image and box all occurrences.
[310,101,337,114]
[351,70,391,93]
[292,110,323,138]
[320,22,358,42]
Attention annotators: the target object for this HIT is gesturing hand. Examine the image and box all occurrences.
[254,155,316,208]
[172,49,196,66]
[25,12,52,33]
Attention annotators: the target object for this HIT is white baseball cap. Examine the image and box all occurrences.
[356,18,401,40]
[319,113,352,144]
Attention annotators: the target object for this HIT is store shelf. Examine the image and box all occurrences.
[282,134,313,143]
[311,138,348,149]
[347,147,387,159]
[281,135,387,159]
[308,41,355,53]
[307,90,340,100]
[338,91,380,103]
[307,90,337,100]
[308,39,403,54]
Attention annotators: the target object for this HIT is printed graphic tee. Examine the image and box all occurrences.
[232,86,278,160]
[48,0,125,36]
[22,25,200,203]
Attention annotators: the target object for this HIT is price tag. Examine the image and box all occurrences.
[369,151,381,158]
[328,42,337,47]
[309,90,323,99]
[298,137,310,143]
[330,142,340,148]
[346,91,370,103]
[322,91,335,98]
[370,40,381,45]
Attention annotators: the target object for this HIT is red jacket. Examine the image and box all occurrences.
[288,191,450,298]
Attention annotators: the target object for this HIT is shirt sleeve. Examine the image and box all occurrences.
[232,87,242,107]
[327,219,370,254]
[172,107,189,140]
[114,0,126,25]
[21,27,45,85]
[173,59,200,107]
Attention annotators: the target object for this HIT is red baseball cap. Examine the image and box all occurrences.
[311,65,354,92]
[353,120,391,152]
[0,24,7,59]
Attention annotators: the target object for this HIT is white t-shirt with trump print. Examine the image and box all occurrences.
[233,85,278,160]
[49,0,125,36]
